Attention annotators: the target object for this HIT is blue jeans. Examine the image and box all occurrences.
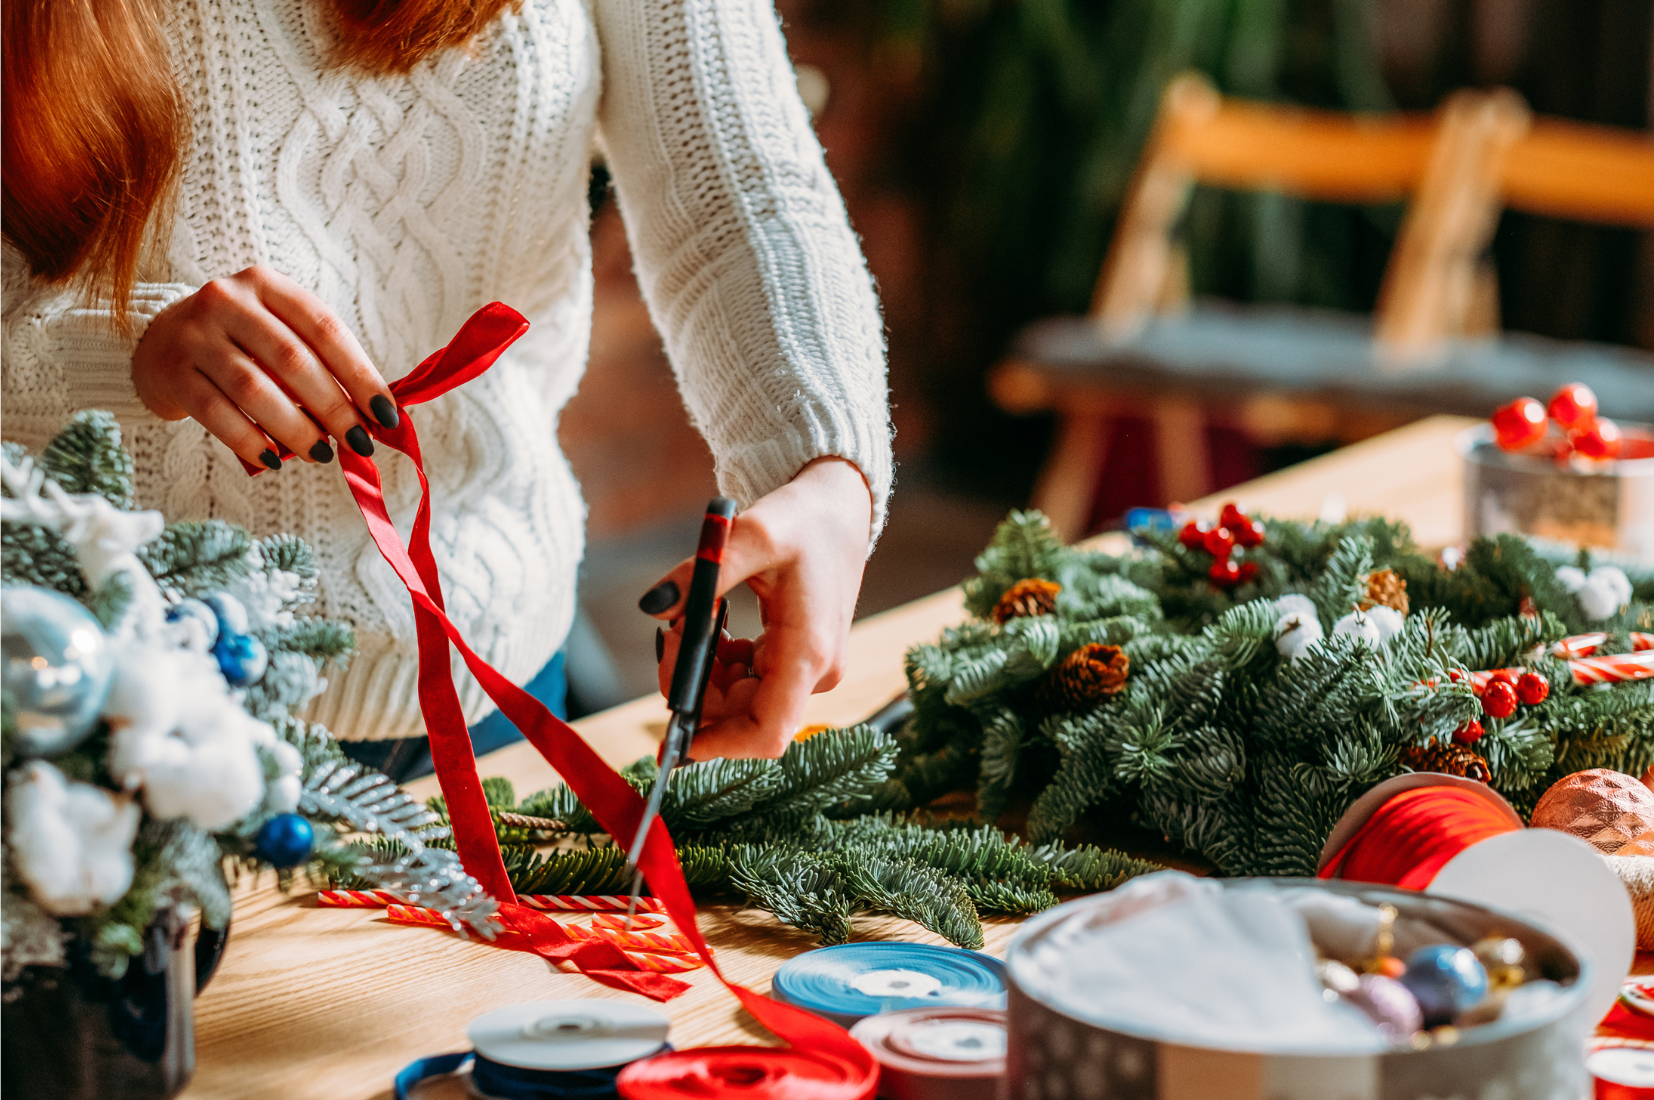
[339,651,567,783]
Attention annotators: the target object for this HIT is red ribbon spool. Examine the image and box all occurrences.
[1318,785,1522,891]
[246,304,876,1098]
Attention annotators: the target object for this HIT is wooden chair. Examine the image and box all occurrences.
[993,74,1654,539]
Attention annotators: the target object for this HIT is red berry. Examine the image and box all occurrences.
[1481,680,1518,720]
[1484,669,1516,689]
[1491,397,1547,452]
[1178,520,1206,550]
[1570,416,1622,460]
[1208,559,1241,587]
[1447,668,1468,683]
[1233,518,1266,548]
[1236,561,1259,583]
[1453,719,1485,746]
[1516,672,1549,706]
[1220,502,1247,530]
[1547,382,1598,432]
[1203,526,1236,557]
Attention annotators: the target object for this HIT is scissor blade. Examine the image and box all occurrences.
[625,711,691,918]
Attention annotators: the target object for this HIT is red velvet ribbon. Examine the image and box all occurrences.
[1318,786,1520,891]
[246,304,875,1094]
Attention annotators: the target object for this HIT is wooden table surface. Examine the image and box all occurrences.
[183,415,1476,1100]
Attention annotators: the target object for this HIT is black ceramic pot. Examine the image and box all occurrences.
[2,908,230,1100]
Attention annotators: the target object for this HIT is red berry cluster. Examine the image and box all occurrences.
[1178,502,1265,588]
[1451,669,1550,744]
[1490,382,1620,460]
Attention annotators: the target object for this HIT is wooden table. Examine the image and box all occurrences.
[183,415,1475,1099]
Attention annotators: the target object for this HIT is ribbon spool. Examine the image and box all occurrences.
[848,1007,1006,1100]
[771,944,1007,1027]
[616,1044,876,1100]
[1317,772,1634,1023]
[395,1001,670,1100]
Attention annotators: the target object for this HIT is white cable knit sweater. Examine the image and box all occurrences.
[1,0,892,741]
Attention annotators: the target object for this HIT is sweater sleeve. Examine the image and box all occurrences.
[1,244,196,448]
[591,0,894,542]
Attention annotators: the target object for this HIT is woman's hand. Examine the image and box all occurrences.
[642,457,874,759]
[131,265,400,469]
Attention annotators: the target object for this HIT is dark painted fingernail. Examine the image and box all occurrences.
[638,580,679,615]
[655,627,665,661]
[259,449,282,470]
[308,439,334,464]
[370,394,400,430]
[345,425,374,457]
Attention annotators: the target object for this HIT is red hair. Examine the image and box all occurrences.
[1,0,519,331]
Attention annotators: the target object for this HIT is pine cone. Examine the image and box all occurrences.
[1036,644,1129,713]
[992,578,1061,624]
[1360,569,1410,616]
[1399,741,1491,783]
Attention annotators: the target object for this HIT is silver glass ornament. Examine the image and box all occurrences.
[2,586,115,756]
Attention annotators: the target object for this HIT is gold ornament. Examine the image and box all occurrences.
[1036,644,1129,713]
[992,578,1061,624]
[1398,741,1491,783]
[1360,570,1410,616]
[1529,768,1654,856]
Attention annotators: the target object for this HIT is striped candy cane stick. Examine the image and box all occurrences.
[1568,650,1654,685]
[1551,632,1654,659]
[589,911,669,930]
[516,894,667,914]
[317,889,397,908]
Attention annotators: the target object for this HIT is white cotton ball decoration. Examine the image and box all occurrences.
[1332,606,1403,647]
[1274,594,1319,624]
[1554,566,1587,594]
[1576,578,1625,621]
[5,761,140,916]
[1591,566,1633,609]
[265,774,303,814]
[1274,611,1324,663]
[140,713,267,830]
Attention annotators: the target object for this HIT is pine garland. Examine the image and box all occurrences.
[881,510,1654,880]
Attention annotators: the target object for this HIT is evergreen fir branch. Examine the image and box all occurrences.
[138,520,254,597]
[256,532,318,581]
[509,845,634,896]
[1032,843,1162,892]
[1205,598,1281,675]
[1306,533,1373,628]
[834,854,984,949]
[240,650,326,721]
[943,648,1010,705]
[663,757,787,828]
[974,707,1022,823]
[516,784,602,835]
[961,510,1068,618]
[1,518,88,597]
[482,777,517,810]
[727,846,854,944]
[744,725,899,822]
[1476,719,1555,791]
[262,618,355,661]
[39,410,135,510]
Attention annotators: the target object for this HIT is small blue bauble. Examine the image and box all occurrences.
[213,632,268,687]
[2,585,114,757]
[254,813,314,868]
[1400,945,1488,1026]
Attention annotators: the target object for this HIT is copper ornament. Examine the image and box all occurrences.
[1529,768,1654,856]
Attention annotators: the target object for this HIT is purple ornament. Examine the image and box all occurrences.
[1400,945,1488,1027]
[1345,974,1423,1043]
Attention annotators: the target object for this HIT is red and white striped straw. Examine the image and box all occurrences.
[1552,632,1654,660]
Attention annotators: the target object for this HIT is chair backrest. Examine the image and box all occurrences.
[1091,73,1451,339]
[1094,73,1654,359]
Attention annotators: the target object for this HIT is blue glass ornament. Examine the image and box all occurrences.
[1400,945,1488,1026]
[203,593,249,637]
[254,813,315,868]
[213,633,268,687]
[1,586,114,756]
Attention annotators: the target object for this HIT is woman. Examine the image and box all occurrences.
[2,0,891,767]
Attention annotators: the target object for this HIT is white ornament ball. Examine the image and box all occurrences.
[165,598,220,652]
[1274,594,1319,624]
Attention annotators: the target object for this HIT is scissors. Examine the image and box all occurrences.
[625,497,736,920]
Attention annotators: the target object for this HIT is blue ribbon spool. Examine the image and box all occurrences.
[395,1001,670,1100]
[771,942,1007,1027]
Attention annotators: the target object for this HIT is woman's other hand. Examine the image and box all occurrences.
[131,265,400,469]
[643,457,873,759]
